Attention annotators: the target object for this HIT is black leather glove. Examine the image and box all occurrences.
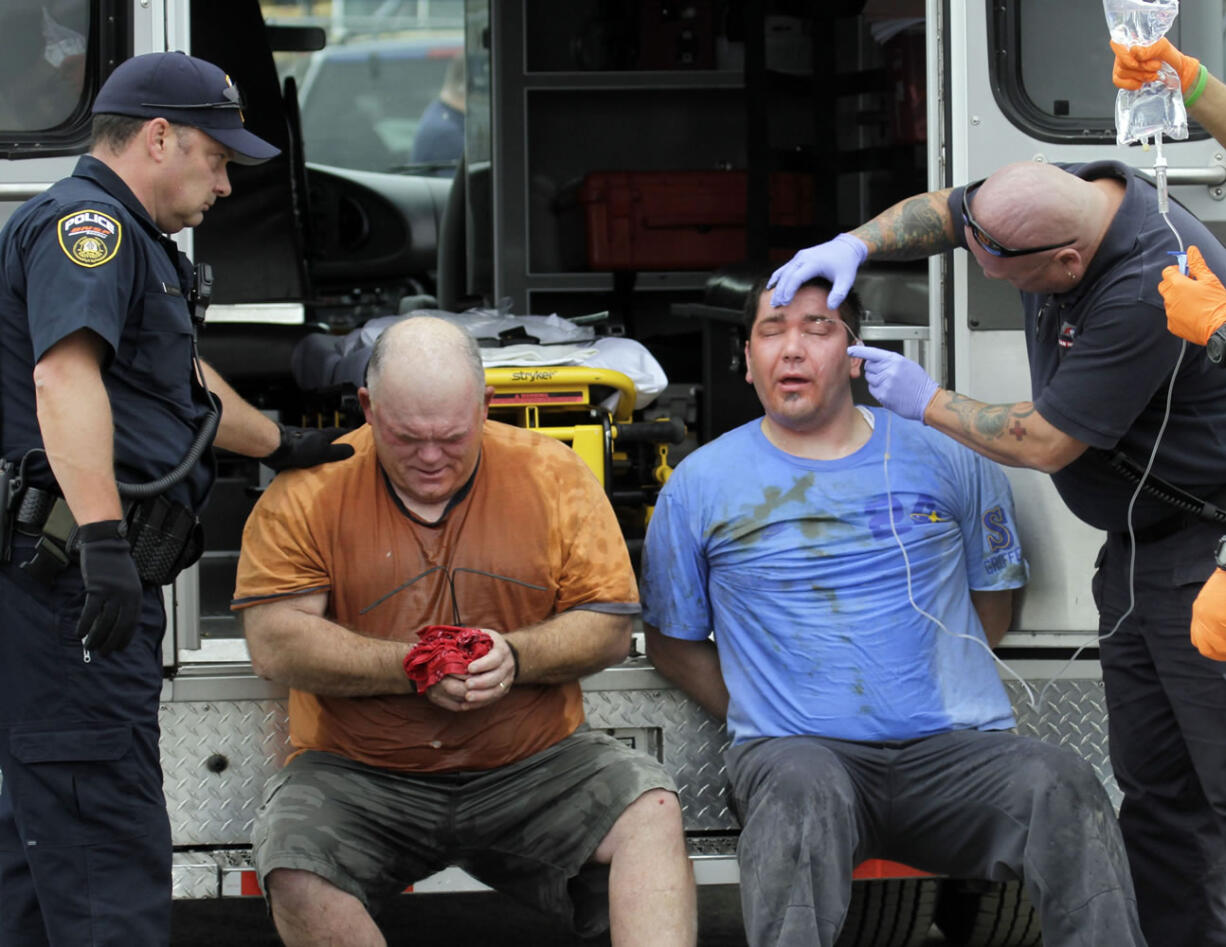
[261,424,355,472]
[76,520,143,655]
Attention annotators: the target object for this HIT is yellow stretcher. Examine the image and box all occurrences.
[483,366,682,523]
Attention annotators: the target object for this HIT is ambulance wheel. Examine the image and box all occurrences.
[835,878,940,947]
[934,879,1042,947]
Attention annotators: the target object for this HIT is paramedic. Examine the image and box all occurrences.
[235,316,696,947]
[641,275,1143,947]
[1114,37,1226,667]
[767,159,1226,946]
[0,52,351,946]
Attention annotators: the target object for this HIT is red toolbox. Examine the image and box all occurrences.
[580,170,814,270]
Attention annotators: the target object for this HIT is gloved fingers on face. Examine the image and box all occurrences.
[769,269,798,306]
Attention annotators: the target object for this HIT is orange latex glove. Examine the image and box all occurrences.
[1111,38,1201,93]
[1191,568,1226,662]
[1158,245,1226,346]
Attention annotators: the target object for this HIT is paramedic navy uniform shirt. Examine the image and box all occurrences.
[949,160,1226,532]
[0,154,215,510]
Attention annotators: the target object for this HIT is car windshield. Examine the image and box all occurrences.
[262,1,464,176]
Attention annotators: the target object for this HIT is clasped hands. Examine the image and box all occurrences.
[410,627,519,712]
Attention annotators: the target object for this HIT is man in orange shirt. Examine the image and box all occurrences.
[233,316,695,946]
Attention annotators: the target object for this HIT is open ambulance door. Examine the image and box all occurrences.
[942,0,1226,644]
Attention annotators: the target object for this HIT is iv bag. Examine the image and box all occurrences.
[1104,0,1187,145]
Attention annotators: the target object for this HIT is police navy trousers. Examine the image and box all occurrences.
[0,541,169,947]
[725,730,1144,947]
[1097,520,1226,947]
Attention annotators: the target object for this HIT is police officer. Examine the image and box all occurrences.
[0,52,352,946]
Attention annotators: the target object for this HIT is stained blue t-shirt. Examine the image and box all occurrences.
[641,408,1028,744]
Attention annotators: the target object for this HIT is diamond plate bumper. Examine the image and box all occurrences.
[160,662,1119,850]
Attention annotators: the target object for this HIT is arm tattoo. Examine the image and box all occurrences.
[946,394,1037,442]
[854,191,957,260]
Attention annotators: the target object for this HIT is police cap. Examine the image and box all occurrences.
[92,51,279,166]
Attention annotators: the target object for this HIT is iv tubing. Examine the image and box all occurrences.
[882,412,1040,710]
[1034,341,1188,708]
[1155,132,1185,252]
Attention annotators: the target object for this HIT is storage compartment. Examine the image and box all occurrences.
[580,170,813,270]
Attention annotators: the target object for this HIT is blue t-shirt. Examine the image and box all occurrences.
[641,408,1028,744]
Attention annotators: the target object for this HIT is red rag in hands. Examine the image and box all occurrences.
[403,625,494,691]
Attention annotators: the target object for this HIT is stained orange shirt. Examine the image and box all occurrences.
[232,420,638,772]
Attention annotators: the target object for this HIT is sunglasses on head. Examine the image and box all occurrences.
[139,99,243,111]
[960,179,1075,258]
[141,82,246,113]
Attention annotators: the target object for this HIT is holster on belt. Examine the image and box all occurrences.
[17,493,76,585]
[125,494,203,586]
[11,486,202,588]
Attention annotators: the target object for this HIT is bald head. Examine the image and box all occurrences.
[971,162,1101,253]
[360,317,491,516]
[365,316,486,407]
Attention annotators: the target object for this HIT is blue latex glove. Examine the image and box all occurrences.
[768,233,868,308]
[847,345,939,422]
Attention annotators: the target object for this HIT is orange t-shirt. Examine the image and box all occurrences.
[232,420,638,772]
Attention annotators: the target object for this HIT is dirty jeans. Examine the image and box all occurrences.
[725,730,1144,947]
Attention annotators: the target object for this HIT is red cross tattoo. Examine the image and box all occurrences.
[1009,421,1026,441]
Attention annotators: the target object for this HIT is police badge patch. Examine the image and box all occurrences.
[57,209,122,267]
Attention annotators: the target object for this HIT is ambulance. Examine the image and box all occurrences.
[3,2,1222,944]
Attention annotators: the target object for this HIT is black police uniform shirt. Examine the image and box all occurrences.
[948,160,1226,533]
[0,154,215,512]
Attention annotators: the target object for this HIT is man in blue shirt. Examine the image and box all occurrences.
[641,275,1142,947]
